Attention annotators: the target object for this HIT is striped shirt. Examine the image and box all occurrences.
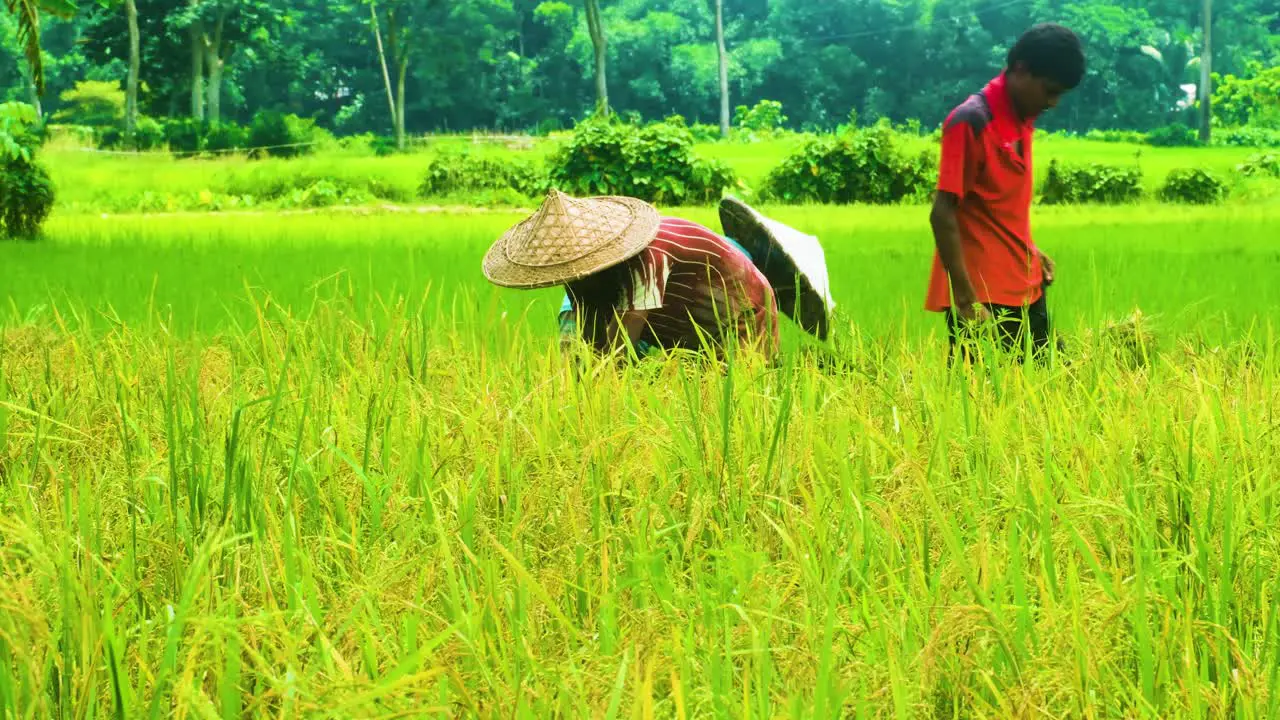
[570,217,779,356]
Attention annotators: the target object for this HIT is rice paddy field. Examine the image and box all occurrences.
[4,147,1280,718]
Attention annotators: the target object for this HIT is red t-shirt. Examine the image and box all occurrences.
[617,217,779,355]
[925,73,1044,311]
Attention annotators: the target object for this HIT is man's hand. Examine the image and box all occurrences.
[1039,250,1055,287]
[955,301,991,324]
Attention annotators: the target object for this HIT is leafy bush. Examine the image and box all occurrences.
[1085,129,1148,144]
[734,99,787,133]
[419,151,548,199]
[247,111,320,158]
[689,123,723,143]
[134,117,165,150]
[203,122,248,153]
[1041,160,1144,205]
[164,118,205,154]
[1146,123,1200,147]
[279,179,371,209]
[103,116,187,151]
[759,124,934,204]
[1211,64,1280,129]
[52,80,124,127]
[1238,153,1280,178]
[1212,126,1280,148]
[1158,168,1229,204]
[221,166,408,205]
[547,117,737,205]
[0,103,55,239]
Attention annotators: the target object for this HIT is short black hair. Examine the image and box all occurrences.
[1007,23,1085,89]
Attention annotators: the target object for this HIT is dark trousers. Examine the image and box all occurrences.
[946,295,1053,364]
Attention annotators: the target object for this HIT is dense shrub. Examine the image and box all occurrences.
[689,123,723,143]
[52,81,124,128]
[247,111,321,158]
[1041,160,1144,205]
[547,117,737,205]
[1212,126,1280,148]
[734,100,787,133]
[759,124,934,204]
[0,102,55,239]
[419,151,548,198]
[1146,123,1200,147]
[134,117,165,150]
[1158,168,1229,204]
[1238,153,1280,178]
[1085,129,1147,144]
[164,118,205,153]
[98,116,165,151]
[203,122,248,152]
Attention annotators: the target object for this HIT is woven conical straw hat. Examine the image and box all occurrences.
[719,195,835,340]
[483,189,661,289]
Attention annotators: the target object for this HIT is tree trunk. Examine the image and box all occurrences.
[369,1,398,147]
[385,7,408,151]
[190,25,205,121]
[204,11,226,125]
[206,49,223,125]
[27,75,42,119]
[125,0,140,148]
[1199,0,1212,143]
[584,0,608,116]
[715,0,729,138]
[396,57,407,151]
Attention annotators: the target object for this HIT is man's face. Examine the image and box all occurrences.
[1007,66,1070,120]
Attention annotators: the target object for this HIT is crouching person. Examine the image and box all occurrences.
[483,190,780,360]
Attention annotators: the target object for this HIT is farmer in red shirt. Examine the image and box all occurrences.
[925,24,1085,361]
[484,190,781,359]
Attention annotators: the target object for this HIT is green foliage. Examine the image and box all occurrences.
[1145,123,1200,148]
[1238,153,1280,178]
[99,116,169,151]
[1158,168,1229,204]
[164,118,206,154]
[1041,160,1144,205]
[1085,129,1148,144]
[134,117,166,151]
[203,122,249,153]
[247,111,321,158]
[547,117,737,205]
[734,99,788,133]
[419,151,548,199]
[52,80,125,128]
[1212,126,1280,148]
[1212,65,1280,129]
[0,103,54,239]
[759,124,934,204]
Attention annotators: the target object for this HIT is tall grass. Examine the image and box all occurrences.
[1,207,1279,716]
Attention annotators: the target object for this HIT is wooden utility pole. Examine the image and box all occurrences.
[716,0,729,138]
[1199,0,1212,143]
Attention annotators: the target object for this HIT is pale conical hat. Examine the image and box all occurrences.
[482,189,661,289]
[719,195,835,340]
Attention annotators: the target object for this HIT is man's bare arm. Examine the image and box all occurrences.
[930,191,986,321]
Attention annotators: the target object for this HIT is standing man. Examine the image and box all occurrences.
[925,23,1085,361]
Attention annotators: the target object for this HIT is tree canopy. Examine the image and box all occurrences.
[4,0,1278,134]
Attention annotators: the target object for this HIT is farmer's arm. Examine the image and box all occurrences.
[932,117,987,321]
[592,309,650,356]
[931,192,980,310]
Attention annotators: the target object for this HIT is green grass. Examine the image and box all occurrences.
[3,205,1280,716]
[41,132,1280,214]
